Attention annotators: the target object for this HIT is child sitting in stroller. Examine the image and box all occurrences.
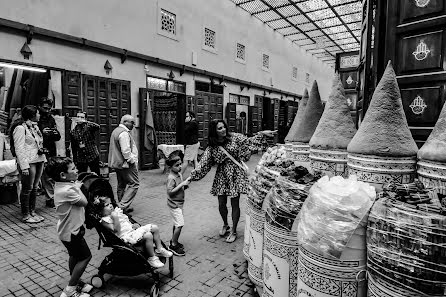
[92,196,173,268]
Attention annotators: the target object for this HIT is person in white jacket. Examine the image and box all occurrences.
[11,105,46,223]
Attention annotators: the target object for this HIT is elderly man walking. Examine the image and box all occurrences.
[108,114,139,213]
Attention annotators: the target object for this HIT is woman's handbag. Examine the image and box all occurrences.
[218,146,249,174]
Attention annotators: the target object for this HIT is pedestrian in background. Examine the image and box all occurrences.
[108,114,139,214]
[181,111,199,175]
[70,112,101,175]
[188,119,276,243]
[38,97,61,207]
[10,105,46,223]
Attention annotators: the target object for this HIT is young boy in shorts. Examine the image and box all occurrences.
[46,156,93,297]
[166,154,190,256]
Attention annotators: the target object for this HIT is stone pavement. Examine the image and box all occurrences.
[0,154,263,297]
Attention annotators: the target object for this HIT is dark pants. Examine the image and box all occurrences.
[77,157,100,176]
[20,161,45,216]
[116,163,139,210]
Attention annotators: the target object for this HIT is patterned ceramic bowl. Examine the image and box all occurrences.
[347,153,417,191]
[309,148,348,178]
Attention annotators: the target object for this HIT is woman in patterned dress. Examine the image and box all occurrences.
[189,119,276,243]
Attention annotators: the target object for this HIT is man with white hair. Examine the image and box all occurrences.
[108,114,139,213]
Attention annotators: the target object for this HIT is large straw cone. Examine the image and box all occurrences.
[347,61,417,190]
[293,81,324,143]
[285,89,309,142]
[309,75,356,177]
[418,101,446,193]
[419,101,446,162]
[310,74,356,150]
[347,61,418,157]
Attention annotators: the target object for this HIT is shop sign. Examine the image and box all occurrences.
[340,55,359,69]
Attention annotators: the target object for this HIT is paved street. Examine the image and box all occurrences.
[0,154,262,297]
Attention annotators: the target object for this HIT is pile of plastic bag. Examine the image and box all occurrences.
[297,175,376,259]
[367,196,446,295]
[264,177,309,231]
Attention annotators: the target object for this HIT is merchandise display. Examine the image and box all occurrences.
[297,175,376,259]
[418,100,446,194]
[347,62,417,190]
[367,187,446,296]
[285,89,308,143]
[264,177,310,232]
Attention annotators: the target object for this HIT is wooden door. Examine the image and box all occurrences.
[380,0,446,147]
[194,91,223,148]
[252,95,263,135]
[357,0,376,127]
[62,71,82,156]
[83,75,131,163]
[226,102,237,133]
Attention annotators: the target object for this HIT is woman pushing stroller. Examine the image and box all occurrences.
[92,196,173,268]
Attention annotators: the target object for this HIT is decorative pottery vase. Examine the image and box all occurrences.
[291,143,310,162]
[297,222,367,297]
[243,199,251,261]
[417,159,446,195]
[247,198,265,288]
[347,153,416,191]
[262,213,299,297]
[309,148,348,177]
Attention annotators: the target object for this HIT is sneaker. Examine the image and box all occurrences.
[30,211,44,222]
[22,215,40,224]
[148,256,164,268]
[46,199,55,208]
[168,243,186,256]
[60,287,90,297]
[156,247,173,258]
[169,240,184,249]
[77,281,93,293]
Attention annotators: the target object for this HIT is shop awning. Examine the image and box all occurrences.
[230,0,362,67]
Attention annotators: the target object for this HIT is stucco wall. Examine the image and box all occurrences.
[0,0,334,100]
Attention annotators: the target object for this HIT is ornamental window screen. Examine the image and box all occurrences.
[236,43,246,61]
[160,9,176,35]
[204,28,216,48]
[229,93,250,105]
[292,67,298,79]
[263,54,270,69]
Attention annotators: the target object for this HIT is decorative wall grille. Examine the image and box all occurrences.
[292,67,298,79]
[160,9,176,35]
[262,54,270,69]
[204,28,216,48]
[236,43,246,61]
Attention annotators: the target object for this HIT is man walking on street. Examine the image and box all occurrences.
[38,97,61,208]
[108,114,139,213]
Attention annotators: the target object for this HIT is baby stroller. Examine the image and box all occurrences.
[79,173,174,297]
